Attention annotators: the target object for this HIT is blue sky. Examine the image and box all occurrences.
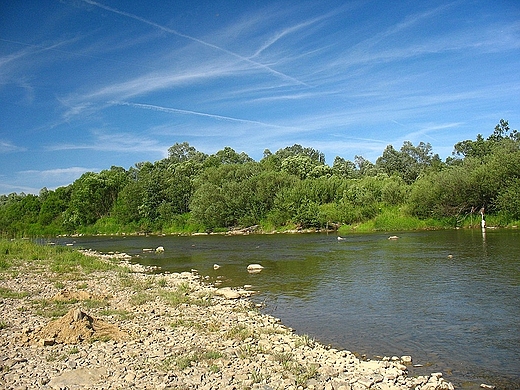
[1,0,519,195]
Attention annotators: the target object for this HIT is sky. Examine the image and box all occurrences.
[1,0,519,195]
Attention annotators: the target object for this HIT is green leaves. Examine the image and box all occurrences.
[1,121,519,236]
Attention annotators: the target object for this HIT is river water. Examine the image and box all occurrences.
[59,229,520,389]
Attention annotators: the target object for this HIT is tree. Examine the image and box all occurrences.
[452,134,490,159]
[452,120,519,160]
[202,147,254,167]
[495,178,520,220]
[280,155,317,179]
[489,119,510,142]
[167,142,207,164]
[354,155,377,176]
[332,156,357,178]
[376,141,440,184]
[189,183,227,229]
[38,186,71,226]
[275,144,325,164]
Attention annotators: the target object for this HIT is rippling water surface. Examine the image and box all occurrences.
[62,229,520,389]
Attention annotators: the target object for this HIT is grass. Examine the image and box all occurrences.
[171,318,221,332]
[159,282,214,308]
[0,239,121,279]
[270,350,320,386]
[33,299,74,319]
[171,318,201,330]
[251,369,266,384]
[161,349,224,371]
[130,292,155,306]
[0,257,10,270]
[0,287,29,299]
[98,308,134,321]
[273,351,294,365]
[225,324,254,341]
[295,333,316,348]
[237,344,267,359]
[337,206,453,234]
[295,363,319,386]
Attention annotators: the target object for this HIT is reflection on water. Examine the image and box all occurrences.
[63,229,520,389]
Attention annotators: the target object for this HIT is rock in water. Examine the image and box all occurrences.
[247,264,264,273]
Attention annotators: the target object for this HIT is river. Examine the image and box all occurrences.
[57,228,520,389]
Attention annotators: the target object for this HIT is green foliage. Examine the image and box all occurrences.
[376,141,441,184]
[495,177,520,220]
[1,120,519,235]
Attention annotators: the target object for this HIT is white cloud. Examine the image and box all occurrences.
[20,166,98,180]
[81,0,308,86]
[46,130,167,156]
[0,167,99,195]
[0,140,26,153]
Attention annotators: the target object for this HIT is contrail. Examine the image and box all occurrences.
[111,101,292,129]
[82,0,309,86]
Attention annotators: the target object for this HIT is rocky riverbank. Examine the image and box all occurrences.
[0,249,455,390]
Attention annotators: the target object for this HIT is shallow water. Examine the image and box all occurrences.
[61,229,520,389]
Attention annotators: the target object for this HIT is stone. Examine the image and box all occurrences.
[41,338,55,346]
[48,367,107,388]
[357,377,374,388]
[73,308,84,322]
[124,372,136,382]
[215,287,241,299]
[247,264,264,273]
[400,355,412,364]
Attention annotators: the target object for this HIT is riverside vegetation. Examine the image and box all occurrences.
[1,120,519,237]
[0,239,457,389]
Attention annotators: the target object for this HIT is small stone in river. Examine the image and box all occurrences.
[401,355,412,364]
[247,264,264,273]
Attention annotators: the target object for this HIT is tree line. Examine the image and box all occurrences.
[1,120,519,237]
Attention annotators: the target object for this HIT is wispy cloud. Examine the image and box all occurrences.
[59,59,248,120]
[328,4,520,70]
[250,11,333,59]
[0,38,79,67]
[47,130,167,156]
[0,167,99,194]
[81,0,308,86]
[355,4,454,50]
[0,140,27,153]
[0,182,42,195]
[20,167,99,179]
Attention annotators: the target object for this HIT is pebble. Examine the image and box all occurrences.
[0,249,455,390]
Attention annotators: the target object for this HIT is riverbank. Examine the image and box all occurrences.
[0,243,456,389]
